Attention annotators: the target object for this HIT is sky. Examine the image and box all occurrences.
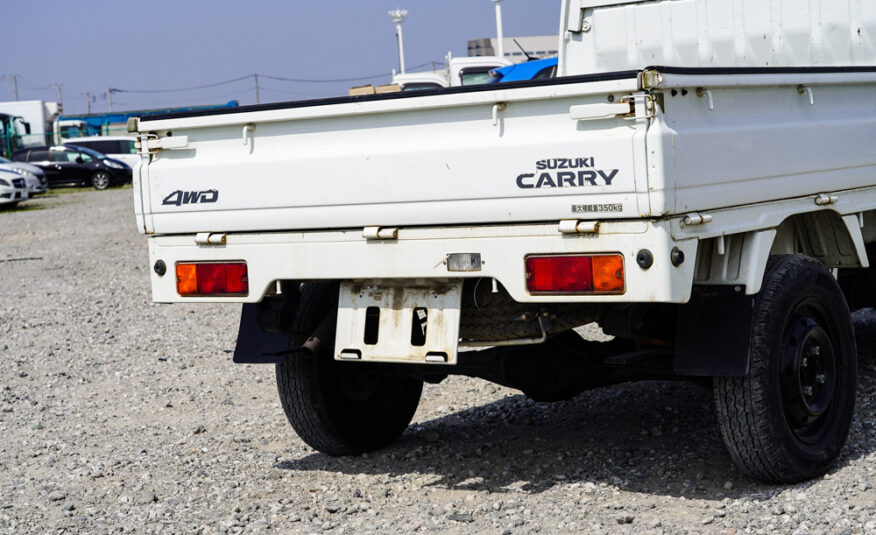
[3,1,560,116]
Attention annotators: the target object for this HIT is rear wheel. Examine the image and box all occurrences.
[91,171,111,190]
[275,283,423,455]
[714,255,857,482]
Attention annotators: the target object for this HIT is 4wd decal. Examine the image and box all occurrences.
[162,189,219,206]
[516,157,619,189]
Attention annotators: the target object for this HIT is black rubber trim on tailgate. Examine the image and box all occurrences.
[138,69,641,122]
[648,65,876,75]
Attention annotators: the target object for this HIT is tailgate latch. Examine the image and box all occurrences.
[139,135,189,153]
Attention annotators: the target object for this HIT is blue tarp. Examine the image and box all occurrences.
[58,100,239,131]
[492,58,558,83]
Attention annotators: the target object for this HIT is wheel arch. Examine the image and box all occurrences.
[679,209,866,377]
[692,209,867,296]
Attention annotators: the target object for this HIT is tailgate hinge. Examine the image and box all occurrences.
[195,232,227,245]
[814,193,839,206]
[558,219,600,234]
[681,212,713,227]
[363,226,398,240]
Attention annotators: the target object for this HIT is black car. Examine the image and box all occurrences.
[10,145,131,190]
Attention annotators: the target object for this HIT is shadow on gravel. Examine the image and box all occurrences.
[277,316,876,502]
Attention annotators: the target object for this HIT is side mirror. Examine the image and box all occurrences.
[23,122,31,135]
[75,156,84,164]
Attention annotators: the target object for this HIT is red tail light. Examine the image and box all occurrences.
[525,254,624,295]
[176,262,248,296]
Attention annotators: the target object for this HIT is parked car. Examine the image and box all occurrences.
[62,136,139,168]
[0,168,28,209]
[10,145,131,190]
[0,155,48,195]
[488,57,558,83]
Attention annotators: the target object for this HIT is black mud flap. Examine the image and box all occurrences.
[233,303,291,364]
[674,285,754,376]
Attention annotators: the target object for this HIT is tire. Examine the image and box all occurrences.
[0,202,18,210]
[91,171,111,190]
[275,282,423,456]
[714,255,857,483]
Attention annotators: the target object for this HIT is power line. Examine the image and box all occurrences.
[258,85,330,98]
[111,74,255,94]
[17,75,53,91]
[5,61,444,105]
[113,87,251,105]
[260,62,438,83]
[6,60,446,113]
[110,63,441,94]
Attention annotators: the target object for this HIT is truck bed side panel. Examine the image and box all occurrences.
[655,82,876,214]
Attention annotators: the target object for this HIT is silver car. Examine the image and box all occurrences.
[0,156,47,195]
[0,168,28,208]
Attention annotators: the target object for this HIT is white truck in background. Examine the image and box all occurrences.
[131,0,876,483]
[392,53,514,90]
[0,100,61,148]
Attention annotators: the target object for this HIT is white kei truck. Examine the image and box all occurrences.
[131,0,876,483]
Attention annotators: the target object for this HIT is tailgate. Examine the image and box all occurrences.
[135,75,647,235]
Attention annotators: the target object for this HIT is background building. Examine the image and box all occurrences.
[467,36,558,60]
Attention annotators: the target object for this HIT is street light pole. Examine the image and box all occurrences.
[388,9,409,74]
[493,0,505,59]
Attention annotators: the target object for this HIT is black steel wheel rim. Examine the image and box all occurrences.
[335,365,382,402]
[779,300,839,444]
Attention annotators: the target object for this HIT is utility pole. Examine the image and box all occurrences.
[2,74,20,100]
[85,92,92,114]
[254,74,260,104]
[493,0,505,59]
[389,10,408,74]
[53,84,63,108]
[107,88,113,112]
[4,74,20,101]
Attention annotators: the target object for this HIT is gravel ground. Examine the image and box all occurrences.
[0,188,874,535]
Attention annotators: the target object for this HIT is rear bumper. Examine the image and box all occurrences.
[146,220,698,304]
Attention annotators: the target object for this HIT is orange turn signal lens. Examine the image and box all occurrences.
[176,262,248,296]
[176,263,198,295]
[591,255,625,293]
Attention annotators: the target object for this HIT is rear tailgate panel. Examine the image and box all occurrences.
[138,78,645,234]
